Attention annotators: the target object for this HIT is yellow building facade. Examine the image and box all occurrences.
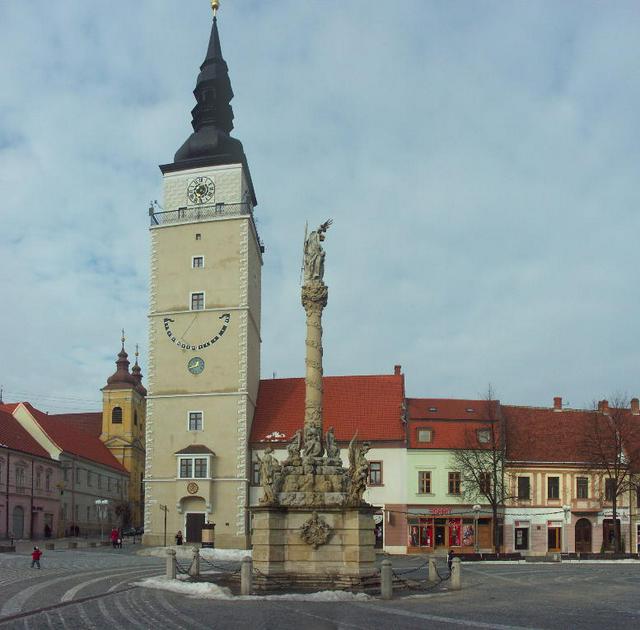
[143,13,261,548]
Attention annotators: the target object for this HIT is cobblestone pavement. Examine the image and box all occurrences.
[1,550,639,629]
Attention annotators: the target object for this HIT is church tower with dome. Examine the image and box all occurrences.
[100,333,147,527]
[143,1,262,548]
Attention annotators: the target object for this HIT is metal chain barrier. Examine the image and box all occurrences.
[200,556,242,576]
[175,559,190,575]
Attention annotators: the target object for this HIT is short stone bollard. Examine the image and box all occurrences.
[166,549,177,580]
[380,559,393,600]
[189,546,200,578]
[450,557,461,590]
[241,556,253,596]
[428,558,438,582]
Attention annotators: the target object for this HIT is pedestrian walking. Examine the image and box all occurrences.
[175,530,183,546]
[31,546,42,569]
[110,527,119,549]
[447,549,455,571]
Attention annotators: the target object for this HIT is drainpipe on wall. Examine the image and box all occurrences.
[30,460,34,540]
[5,453,9,539]
[629,486,634,555]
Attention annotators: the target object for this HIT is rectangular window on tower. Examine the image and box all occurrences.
[191,292,205,310]
[192,256,204,268]
[179,459,193,479]
[368,462,383,486]
[188,411,203,431]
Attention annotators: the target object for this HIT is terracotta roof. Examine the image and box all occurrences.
[0,409,52,459]
[250,374,405,444]
[175,444,216,455]
[408,398,491,420]
[18,403,127,474]
[49,412,102,437]
[503,405,593,463]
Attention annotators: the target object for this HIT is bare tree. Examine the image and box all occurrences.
[581,395,640,553]
[451,386,511,552]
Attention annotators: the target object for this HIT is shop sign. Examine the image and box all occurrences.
[429,507,451,516]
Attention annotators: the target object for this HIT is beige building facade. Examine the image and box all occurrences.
[143,14,261,548]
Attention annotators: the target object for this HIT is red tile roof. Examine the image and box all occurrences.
[0,409,52,460]
[49,412,102,438]
[407,398,497,449]
[251,374,405,444]
[503,405,593,463]
[17,403,127,474]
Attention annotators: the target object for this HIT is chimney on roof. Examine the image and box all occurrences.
[553,396,562,412]
[598,399,609,415]
[394,365,401,376]
[631,398,639,415]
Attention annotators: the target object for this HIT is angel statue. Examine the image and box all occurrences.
[325,426,341,464]
[257,446,282,505]
[347,434,371,505]
[303,219,333,284]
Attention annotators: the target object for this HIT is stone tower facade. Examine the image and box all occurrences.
[143,12,262,548]
[100,339,147,527]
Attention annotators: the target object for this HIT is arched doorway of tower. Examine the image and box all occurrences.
[575,518,592,553]
[180,496,207,543]
[12,506,25,539]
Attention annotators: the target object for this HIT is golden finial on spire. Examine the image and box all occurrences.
[135,344,139,361]
[121,328,126,349]
[211,0,220,17]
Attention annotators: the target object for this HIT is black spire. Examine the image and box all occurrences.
[164,15,256,204]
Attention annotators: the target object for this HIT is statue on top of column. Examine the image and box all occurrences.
[303,219,332,284]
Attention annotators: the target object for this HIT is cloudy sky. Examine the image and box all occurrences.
[1,1,639,413]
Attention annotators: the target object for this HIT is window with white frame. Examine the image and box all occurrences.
[191,292,205,310]
[188,411,203,431]
[417,428,433,443]
[192,256,204,268]
[178,456,209,479]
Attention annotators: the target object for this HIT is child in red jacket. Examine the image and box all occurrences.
[31,546,42,569]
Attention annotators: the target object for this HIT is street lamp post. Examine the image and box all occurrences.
[95,499,109,543]
[160,505,168,547]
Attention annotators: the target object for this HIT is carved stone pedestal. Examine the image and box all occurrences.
[251,505,378,590]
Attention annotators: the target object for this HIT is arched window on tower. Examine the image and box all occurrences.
[112,407,123,424]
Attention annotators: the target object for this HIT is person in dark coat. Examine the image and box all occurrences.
[175,531,184,546]
[31,546,42,569]
[447,548,455,571]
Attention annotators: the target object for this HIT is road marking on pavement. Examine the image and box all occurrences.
[107,571,163,593]
[462,566,528,585]
[353,603,542,630]
[60,569,160,602]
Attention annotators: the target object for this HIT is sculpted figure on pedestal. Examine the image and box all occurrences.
[325,426,342,465]
[284,429,303,466]
[303,219,332,284]
[346,435,371,506]
[258,446,282,505]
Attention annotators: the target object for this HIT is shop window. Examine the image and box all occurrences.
[515,525,529,550]
[547,476,560,500]
[448,472,461,495]
[576,477,589,499]
[418,471,431,494]
[417,428,432,443]
[479,472,491,494]
[112,407,123,424]
[517,476,530,500]
[368,462,382,486]
[449,518,462,546]
[408,517,433,548]
[605,478,616,502]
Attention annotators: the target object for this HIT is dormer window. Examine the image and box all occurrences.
[466,408,476,413]
[428,407,437,413]
[417,428,433,443]
[477,429,491,444]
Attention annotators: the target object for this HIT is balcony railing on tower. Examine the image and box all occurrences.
[149,202,253,227]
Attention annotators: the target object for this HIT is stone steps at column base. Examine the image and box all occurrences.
[250,571,382,593]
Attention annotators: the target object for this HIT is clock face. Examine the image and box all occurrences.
[187,176,215,205]
[187,356,205,375]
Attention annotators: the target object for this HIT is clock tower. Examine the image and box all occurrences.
[143,5,262,548]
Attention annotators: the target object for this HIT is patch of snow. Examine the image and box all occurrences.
[135,577,371,602]
[137,546,251,562]
[260,431,287,442]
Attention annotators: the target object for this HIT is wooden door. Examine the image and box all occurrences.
[575,518,592,553]
[186,513,205,543]
[547,527,561,552]
[478,523,492,549]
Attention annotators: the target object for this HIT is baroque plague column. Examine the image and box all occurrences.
[251,222,377,588]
